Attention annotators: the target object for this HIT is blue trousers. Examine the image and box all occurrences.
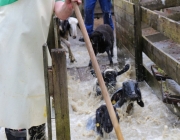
[84,0,114,36]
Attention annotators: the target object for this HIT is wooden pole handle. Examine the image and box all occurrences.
[72,2,124,140]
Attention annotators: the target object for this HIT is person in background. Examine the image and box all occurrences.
[0,0,81,139]
[79,0,114,42]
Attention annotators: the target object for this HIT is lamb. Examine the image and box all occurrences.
[96,105,119,136]
[90,64,131,95]
[58,17,79,62]
[89,24,114,67]
[111,80,144,114]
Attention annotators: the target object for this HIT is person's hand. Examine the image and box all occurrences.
[65,0,82,10]
[65,0,81,5]
[55,0,81,20]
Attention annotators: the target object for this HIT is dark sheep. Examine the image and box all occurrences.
[96,104,119,136]
[111,80,144,114]
[89,24,114,67]
[90,64,130,95]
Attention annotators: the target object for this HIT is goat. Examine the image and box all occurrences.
[89,24,114,67]
[58,17,78,62]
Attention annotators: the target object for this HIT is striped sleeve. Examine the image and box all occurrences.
[0,0,17,6]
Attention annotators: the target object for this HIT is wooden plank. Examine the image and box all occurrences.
[143,53,180,117]
[142,7,180,44]
[158,16,180,44]
[114,5,135,25]
[177,64,180,84]
[134,0,144,81]
[154,9,180,22]
[116,29,135,56]
[141,7,159,30]
[153,40,180,83]
[140,0,180,10]
[142,36,180,85]
[114,0,135,14]
[115,16,135,37]
[143,38,168,70]
[51,48,70,140]
[168,13,180,21]
[114,0,123,9]
[145,33,169,42]
[115,21,135,44]
[142,27,159,36]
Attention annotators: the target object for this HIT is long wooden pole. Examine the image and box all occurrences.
[72,3,124,140]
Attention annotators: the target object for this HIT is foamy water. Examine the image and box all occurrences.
[57,69,180,140]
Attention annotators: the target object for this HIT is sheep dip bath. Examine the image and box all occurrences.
[70,75,180,139]
[50,68,180,140]
[1,70,180,140]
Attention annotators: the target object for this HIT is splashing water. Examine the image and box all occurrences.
[62,75,180,140]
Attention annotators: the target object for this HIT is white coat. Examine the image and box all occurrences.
[0,0,54,129]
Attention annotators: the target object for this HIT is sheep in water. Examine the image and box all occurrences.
[89,24,114,67]
[58,17,79,62]
[96,105,119,137]
[90,64,131,95]
[111,80,144,114]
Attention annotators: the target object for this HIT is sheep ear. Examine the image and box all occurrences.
[90,39,95,45]
[102,35,105,42]
[115,71,118,76]
[67,22,71,36]
[69,30,71,36]
[102,71,105,79]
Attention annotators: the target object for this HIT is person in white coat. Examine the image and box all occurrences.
[0,0,81,139]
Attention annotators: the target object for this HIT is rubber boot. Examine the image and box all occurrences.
[5,128,26,140]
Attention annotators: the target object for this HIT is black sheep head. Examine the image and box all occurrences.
[122,80,144,107]
[123,80,139,101]
[90,31,105,55]
[102,69,118,87]
[90,68,118,87]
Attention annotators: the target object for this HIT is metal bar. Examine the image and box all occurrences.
[43,44,52,140]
